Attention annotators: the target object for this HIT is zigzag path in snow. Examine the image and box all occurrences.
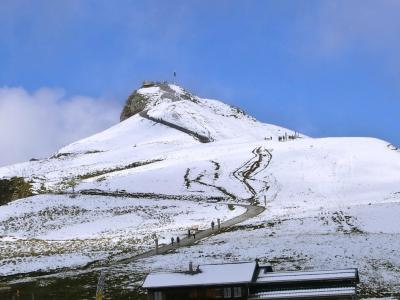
[232,146,272,203]
[184,147,272,203]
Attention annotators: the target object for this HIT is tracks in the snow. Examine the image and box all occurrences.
[185,161,238,201]
[1,144,273,283]
[184,146,272,203]
[232,146,272,203]
[141,107,272,202]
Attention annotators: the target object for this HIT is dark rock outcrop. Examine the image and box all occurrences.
[0,177,33,205]
[120,82,199,122]
[120,91,149,122]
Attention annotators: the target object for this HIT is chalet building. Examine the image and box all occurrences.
[142,261,359,300]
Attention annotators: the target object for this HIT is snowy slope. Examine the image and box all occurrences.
[137,84,298,141]
[0,194,244,275]
[0,83,399,297]
[124,136,400,297]
[0,83,295,192]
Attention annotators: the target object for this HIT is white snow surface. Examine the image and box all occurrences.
[0,83,399,296]
[251,287,356,299]
[143,262,256,288]
[0,194,244,275]
[0,253,94,276]
[256,269,358,283]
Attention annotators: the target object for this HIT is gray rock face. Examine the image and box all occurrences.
[120,82,199,122]
[120,90,149,122]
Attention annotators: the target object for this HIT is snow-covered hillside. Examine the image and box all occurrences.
[0,83,296,193]
[0,82,399,298]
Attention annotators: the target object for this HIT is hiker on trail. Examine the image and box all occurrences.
[211,221,215,230]
[171,237,174,245]
[176,236,180,244]
[193,232,196,239]
[187,229,191,237]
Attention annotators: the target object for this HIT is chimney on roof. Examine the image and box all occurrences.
[189,261,193,273]
[264,265,273,273]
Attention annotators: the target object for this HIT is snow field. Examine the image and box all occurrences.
[0,194,245,275]
[0,83,399,297]
[137,201,400,296]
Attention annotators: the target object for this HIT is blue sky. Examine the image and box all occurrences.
[0,1,399,165]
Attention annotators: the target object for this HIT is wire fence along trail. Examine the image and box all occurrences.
[139,110,213,143]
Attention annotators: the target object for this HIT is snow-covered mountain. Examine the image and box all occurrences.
[0,82,299,198]
[0,82,399,298]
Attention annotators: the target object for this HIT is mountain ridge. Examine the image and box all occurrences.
[0,83,399,297]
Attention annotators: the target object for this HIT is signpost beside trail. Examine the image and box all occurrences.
[96,271,105,300]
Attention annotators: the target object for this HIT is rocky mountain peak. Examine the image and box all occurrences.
[120,81,198,122]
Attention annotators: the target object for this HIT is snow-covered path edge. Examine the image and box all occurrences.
[0,201,265,282]
[113,204,265,265]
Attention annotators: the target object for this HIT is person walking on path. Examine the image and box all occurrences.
[211,220,215,230]
[171,237,174,245]
[193,232,196,239]
[155,238,159,254]
[176,236,180,244]
[187,229,191,237]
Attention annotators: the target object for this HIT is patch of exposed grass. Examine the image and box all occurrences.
[0,177,33,205]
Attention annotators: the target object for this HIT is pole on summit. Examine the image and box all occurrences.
[173,71,177,84]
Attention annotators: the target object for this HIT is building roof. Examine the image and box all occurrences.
[256,268,359,284]
[249,287,356,299]
[142,262,257,289]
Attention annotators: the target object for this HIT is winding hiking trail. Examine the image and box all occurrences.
[109,204,265,266]
[1,201,265,283]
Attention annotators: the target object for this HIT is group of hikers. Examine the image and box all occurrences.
[170,236,181,245]
[278,132,300,142]
[263,132,300,142]
[170,219,220,245]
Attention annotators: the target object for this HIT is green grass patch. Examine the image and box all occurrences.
[0,177,33,205]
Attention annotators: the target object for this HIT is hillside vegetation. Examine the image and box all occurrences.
[0,177,32,205]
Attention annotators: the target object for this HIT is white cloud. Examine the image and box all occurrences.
[0,87,120,167]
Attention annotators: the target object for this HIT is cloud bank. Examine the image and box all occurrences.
[0,87,120,167]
